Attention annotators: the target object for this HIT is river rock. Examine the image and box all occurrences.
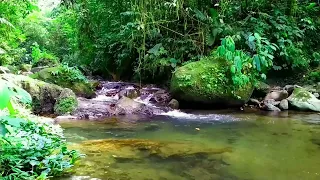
[19,64,32,72]
[279,99,289,110]
[31,66,49,73]
[168,99,179,109]
[150,89,171,105]
[249,98,261,106]
[73,97,113,119]
[0,74,77,115]
[263,99,280,106]
[113,97,162,116]
[284,85,295,95]
[170,59,253,107]
[264,90,288,101]
[119,86,140,99]
[0,66,10,74]
[252,81,271,98]
[288,87,320,112]
[261,102,281,111]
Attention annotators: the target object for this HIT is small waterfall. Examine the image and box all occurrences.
[134,94,154,105]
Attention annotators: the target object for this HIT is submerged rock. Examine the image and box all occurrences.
[0,74,77,115]
[74,139,232,159]
[288,87,320,112]
[170,59,253,107]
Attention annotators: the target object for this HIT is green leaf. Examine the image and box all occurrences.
[254,33,261,40]
[226,37,235,52]
[261,73,267,80]
[253,55,261,71]
[217,46,226,56]
[0,82,12,110]
[148,43,163,56]
[225,51,233,61]
[266,54,274,60]
[248,35,255,42]
[0,123,7,136]
[234,56,242,72]
[194,8,207,21]
[209,8,218,20]
[230,65,236,74]
[12,86,32,105]
[0,116,26,128]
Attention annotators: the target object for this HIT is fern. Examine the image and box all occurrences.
[0,17,14,28]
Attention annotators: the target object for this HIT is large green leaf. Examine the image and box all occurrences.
[11,85,32,104]
[253,55,261,72]
[0,123,7,136]
[0,81,12,110]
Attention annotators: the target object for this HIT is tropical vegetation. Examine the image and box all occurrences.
[0,0,319,177]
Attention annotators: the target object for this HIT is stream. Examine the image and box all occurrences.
[56,110,320,180]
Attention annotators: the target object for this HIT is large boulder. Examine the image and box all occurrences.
[30,67,95,98]
[170,59,253,107]
[0,74,77,115]
[288,87,320,112]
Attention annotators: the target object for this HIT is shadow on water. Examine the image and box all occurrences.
[57,110,320,180]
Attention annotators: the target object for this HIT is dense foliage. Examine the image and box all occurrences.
[0,0,319,85]
[0,78,81,179]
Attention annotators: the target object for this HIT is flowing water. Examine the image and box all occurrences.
[57,110,320,180]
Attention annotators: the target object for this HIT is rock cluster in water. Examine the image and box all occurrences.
[249,83,320,112]
[69,82,178,120]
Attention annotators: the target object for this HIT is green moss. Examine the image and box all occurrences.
[30,66,95,98]
[170,58,253,106]
[19,64,32,72]
[291,88,312,102]
[54,97,78,115]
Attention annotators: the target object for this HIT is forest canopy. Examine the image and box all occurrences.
[0,0,319,84]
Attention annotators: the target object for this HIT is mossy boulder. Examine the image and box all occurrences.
[19,64,32,72]
[0,74,77,115]
[170,59,253,107]
[30,67,95,98]
[252,81,271,98]
[288,87,320,112]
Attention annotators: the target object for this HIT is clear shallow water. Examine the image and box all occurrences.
[57,110,320,180]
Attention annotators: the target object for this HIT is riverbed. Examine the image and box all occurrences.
[56,110,320,180]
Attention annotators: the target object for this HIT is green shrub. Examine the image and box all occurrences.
[53,64,88,83]
[0,118,81,179]
[0,78,81,179]
[54,96,78,115]
[31,43,59,67]
[305,68,320,83]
